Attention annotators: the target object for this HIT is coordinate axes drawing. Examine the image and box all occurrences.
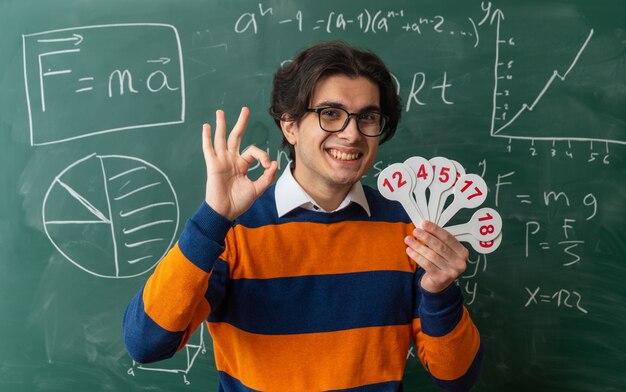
[487,7,622,146]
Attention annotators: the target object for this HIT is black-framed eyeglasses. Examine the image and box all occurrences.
[306,107,388,137]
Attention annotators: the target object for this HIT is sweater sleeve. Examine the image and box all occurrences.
[412,269,483,391]
[122,202,232,364]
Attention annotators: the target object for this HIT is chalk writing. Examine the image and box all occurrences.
[43,153,179,278]
[483,2,624,149]
[129,324,207,384]
[525,287,588,314]
[235,3,481,41]
[22,23,185,146]
[403,71,455,111]
[460,254,488,306]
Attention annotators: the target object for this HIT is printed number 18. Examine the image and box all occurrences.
[478,211,495,236]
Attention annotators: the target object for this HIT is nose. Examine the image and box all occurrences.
[339,114,361,142]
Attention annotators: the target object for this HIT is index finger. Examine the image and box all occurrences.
[240,145,271,168]
[421,220,469,257]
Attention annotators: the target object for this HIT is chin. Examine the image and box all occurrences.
[331,173,362,186]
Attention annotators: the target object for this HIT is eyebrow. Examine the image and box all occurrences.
[312,100,382,113]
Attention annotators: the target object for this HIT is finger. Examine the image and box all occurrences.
[405,235,444,271]
[412,226,455,262]
[213,110,227,151]
[253,160,279,196]
[421,220,469,259]
[201,123,215,158]
[240,145,271,168]
[406,247,440,270]
[227,107,250,152]
[406,235,463,295]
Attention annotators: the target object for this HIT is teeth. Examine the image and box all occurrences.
[330,149,359,161]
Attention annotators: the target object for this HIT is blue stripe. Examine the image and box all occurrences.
[234,185,411,228]
[179,202,232,272]
[209,271,414,335]
[328,380,403,391]
[414,269,464,337]
[205,259,229,310]
[217,371,260,392]
[364,185,411,223]
[216,371,402,391]
[123,289,184,364]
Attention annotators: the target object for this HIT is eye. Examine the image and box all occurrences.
[320,108,343,120]
[358,112,380,123]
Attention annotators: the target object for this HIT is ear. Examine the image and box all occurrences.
[280,116,298,145]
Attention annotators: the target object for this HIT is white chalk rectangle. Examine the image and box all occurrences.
[22,23,185,146]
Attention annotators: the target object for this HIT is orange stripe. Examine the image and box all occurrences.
[175,299,211,351]
[143,243,210,332]
[209,322,411,390]
[414,308,481,380]
[222,220,415,279]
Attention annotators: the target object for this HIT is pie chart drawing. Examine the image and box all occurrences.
[43,153,179,278]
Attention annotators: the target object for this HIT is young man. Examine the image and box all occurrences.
[124,41,482,391]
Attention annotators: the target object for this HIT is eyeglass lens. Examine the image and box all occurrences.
[317,107,384,136]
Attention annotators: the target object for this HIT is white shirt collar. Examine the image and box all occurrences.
[275,167,371,218]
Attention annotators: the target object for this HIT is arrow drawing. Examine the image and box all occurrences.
[37,34,84,46]
[147,57,171,64]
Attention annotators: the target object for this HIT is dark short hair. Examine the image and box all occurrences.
[269,41,402,162]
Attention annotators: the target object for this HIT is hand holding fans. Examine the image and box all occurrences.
[377,156,502,254]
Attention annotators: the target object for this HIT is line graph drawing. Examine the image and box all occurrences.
[492,29,594,136]
[42,153,179,278]
[488,7,625,146]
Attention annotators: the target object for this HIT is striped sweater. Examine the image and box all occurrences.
[123,184,482,391]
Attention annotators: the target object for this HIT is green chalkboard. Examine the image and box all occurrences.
[1,0,625,391]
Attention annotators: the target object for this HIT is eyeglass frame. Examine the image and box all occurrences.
[305,106,389,137]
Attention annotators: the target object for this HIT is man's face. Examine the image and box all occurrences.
[282,74,381,194]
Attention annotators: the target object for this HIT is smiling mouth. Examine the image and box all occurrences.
[328,149,361,161]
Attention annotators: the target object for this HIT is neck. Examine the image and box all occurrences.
[292,170,353,212]
[307,185,352,212]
